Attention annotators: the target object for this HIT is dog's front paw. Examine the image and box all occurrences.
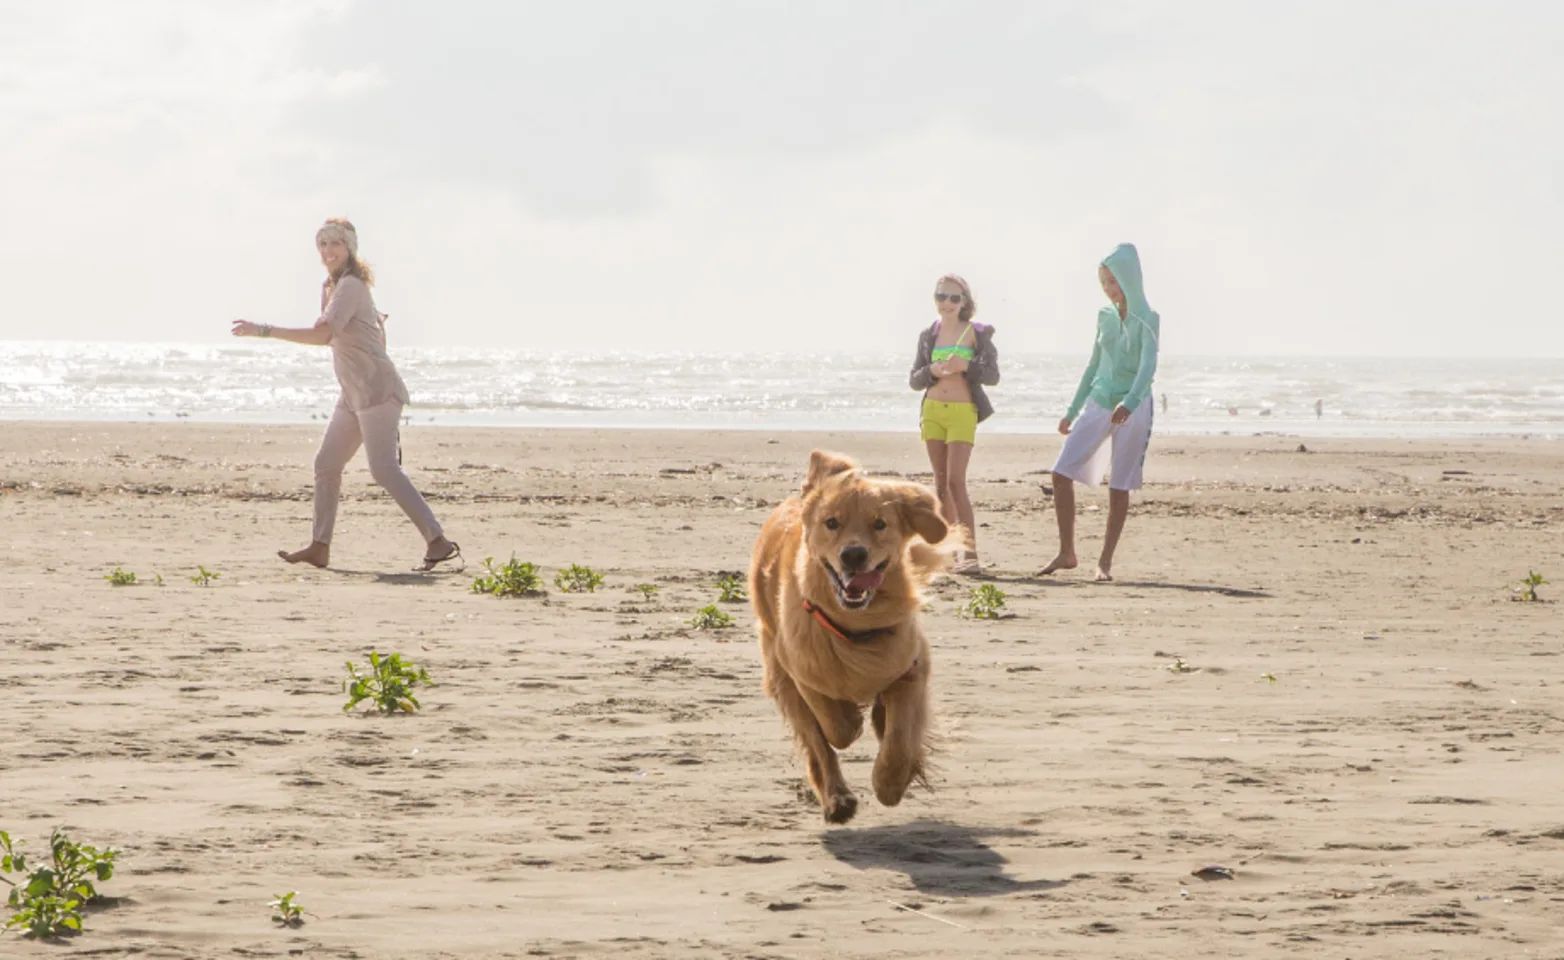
[822,790,859,824]
[872,759,923,808]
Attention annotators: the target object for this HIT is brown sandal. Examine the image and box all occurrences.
[413,541,462,573]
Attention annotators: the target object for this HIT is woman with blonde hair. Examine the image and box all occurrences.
[231,218,460,572]
[908,273,1000,575]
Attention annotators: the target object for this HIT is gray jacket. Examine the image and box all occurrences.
[909,321,1000,423]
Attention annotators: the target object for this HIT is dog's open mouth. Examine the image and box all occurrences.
[823,559,888,610]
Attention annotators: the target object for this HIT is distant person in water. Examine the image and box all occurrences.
[230,219,460,572]
[909,274,1000,575]
[1315,398,1323,419]
[1040,243,1159,582]
[1160,393,1168,414]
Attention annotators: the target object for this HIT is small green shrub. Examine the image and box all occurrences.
[554,564,605,594]
[958,584,1008,619]
[717,573,748,603]
[189,566,221,587]
[471,556,545,597]
[631,583,661,601]
[690,605,735,630]
[103,568,136,587]
[1514,571,1549,602]
[343,652,433,714]
[269,891,306,927]
[1,828,119,939]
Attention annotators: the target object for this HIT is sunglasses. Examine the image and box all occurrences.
[933,292,965,304]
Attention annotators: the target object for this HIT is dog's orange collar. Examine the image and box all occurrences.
[802,599,920,682]
[801,598,898,646]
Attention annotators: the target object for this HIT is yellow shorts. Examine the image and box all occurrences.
[920,398,978,445]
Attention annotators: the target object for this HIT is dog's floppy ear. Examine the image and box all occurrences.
[897,484,948,544]
[802,449,857,496]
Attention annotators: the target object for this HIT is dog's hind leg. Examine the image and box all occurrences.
[769,672,858,824]
[871,665,932,808]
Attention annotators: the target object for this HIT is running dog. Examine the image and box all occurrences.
[748,450,958,823]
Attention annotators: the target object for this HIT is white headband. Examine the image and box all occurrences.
[316,222,358,257]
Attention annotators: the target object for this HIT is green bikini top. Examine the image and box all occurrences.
[929,323,975,362]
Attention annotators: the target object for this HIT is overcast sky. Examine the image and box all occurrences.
[1,0,1559,356]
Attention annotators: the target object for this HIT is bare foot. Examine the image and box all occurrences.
[1094,560,1114,582]
[278,542,329,568]
[952,552,982,576]
[1038,552,1077,576]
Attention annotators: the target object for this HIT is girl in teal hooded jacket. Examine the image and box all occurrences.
[1040,243,1159,582]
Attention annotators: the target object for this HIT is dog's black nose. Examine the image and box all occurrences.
[839,545,869,572]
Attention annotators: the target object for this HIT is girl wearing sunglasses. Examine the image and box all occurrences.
[909,274,1000,575]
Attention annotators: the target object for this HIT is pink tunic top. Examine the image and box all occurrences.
[321,276,410,412]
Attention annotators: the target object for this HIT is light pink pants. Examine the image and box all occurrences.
[312,399,443,545]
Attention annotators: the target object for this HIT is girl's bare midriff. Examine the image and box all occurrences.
[927,321,975,404]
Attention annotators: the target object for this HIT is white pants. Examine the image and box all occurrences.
[1053,397,1153,491]
[313,399,444,545]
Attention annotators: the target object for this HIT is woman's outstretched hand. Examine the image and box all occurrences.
[1057,416,1072,435]
[231,320,261,337]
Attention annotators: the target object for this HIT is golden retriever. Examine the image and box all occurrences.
[748,449,957,823]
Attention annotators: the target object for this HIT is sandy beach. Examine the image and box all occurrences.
[2,421,1561,958]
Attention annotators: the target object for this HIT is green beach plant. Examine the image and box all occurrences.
[103,568,136,587]
[717,573,748,603]
[268,891,306,927]
[343,652,433,714]
[1514,571,1549,602]
[554,564,605,594]
[690,605,735,630]
[958,584,1008,620]
[1,828,119,939]
[470,556,545,597]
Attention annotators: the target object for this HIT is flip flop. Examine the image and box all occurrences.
[413,541,462,573]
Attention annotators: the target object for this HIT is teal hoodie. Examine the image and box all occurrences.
[1065,243,1160,421]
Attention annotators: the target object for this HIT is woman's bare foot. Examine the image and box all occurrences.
[1038,552,1077,576]
[278,542,329,568]
[951,553,982,576]
[1094,559,1114,582]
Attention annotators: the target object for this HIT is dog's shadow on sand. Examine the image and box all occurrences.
[821,819,1068,897]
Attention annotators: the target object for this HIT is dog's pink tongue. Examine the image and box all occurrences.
[847,570,884,592]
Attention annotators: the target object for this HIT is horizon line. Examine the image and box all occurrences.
[0,338,1560,364]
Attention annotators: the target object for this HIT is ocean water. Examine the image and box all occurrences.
[1,341,1561,439]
